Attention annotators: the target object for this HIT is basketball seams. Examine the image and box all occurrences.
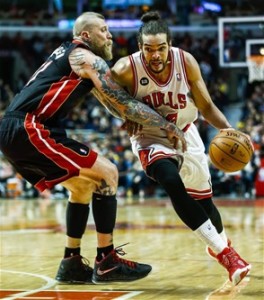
[209,129,253,173]
[209,146,238,172]
[210,142,247,164]
[213,136,252,156]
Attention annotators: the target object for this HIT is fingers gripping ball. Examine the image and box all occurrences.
[209,129,254,173]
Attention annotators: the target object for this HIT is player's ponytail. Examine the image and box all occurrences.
[140,11,161,24]
[137,11,171,45]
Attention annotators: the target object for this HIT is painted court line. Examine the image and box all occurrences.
[1,270,143,300]
[1,270,56,300]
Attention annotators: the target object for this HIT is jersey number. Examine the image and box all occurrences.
[166,113,178,124]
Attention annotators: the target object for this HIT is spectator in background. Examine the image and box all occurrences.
[0,80,13,115]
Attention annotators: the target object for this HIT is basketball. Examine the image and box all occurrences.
[209,129,254,173]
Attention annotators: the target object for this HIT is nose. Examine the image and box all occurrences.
[152,51,160,59]
[107,31,112,39]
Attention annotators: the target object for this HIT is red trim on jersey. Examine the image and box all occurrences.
[138,148,177,171]
[140,51,174,87]
[72,39,90,50]
[179,49,190,90]
[33,78,81,120]
[129,55,138,98]
[182,123,191,132]
[24,113,97,191]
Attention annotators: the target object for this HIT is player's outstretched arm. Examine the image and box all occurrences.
[184,51,232,130]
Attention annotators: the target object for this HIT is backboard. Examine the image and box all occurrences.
[218,16,264,68]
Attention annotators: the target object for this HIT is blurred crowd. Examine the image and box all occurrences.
[0,1,263,200]
[1,0,263,27]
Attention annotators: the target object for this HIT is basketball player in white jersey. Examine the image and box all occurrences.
[109,11,251,285]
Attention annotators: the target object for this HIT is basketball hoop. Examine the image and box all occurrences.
[247,55,264,83]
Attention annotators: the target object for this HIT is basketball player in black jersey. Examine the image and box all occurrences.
[0,12,187,284]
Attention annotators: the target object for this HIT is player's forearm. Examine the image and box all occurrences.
[96,72,176,130]
[91,88,123,119]
[201,104,232,129]
[100,86,177,131]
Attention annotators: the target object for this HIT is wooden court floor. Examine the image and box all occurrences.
[0,197,263,300]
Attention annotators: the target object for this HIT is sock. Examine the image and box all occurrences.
[219,229,228,245]
[96,244,114,261]
[195,219,226,254]
[64,247,81,258]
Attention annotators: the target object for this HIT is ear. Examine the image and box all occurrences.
[138,42,142,51]
[81,31,90,40]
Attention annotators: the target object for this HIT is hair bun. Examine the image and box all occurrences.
[141,11,161,23]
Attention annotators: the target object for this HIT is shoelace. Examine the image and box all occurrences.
[113,243,136,268]
[221,248,245,268]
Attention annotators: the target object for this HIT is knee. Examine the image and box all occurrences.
[92,159,118,195]
[99,161,118,193]
[70,184,93,204]
[106,161,118,186]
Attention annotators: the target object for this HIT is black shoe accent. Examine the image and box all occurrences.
[92,243,152,284]
[55,255,93,284]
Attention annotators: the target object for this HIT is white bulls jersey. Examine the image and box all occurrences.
[129,47,213,200]
[130,47,198,138]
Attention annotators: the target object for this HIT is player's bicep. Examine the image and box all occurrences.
[69,48,120,90]
[184,52,214,111]
[69,48,91,78]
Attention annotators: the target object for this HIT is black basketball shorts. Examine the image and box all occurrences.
[0,112,98,192]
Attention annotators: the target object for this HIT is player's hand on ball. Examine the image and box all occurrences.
[220,128,254,151]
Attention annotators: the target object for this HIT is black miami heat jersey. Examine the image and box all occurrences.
[0,40,98,192]
[6,41,94,125]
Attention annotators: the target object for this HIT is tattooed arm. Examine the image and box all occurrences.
[90,88,123,119]
[69,46,187,151]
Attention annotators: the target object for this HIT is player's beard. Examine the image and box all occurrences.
[90,41,113,60]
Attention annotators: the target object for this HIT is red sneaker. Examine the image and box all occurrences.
[216,247,251,285]
[206,239,231,259]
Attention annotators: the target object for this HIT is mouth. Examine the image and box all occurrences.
[151,61,162,67]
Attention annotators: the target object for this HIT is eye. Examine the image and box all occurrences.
[145,48,152,53]
[158,47,167,52]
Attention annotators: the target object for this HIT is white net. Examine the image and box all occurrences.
[247,55,264,83]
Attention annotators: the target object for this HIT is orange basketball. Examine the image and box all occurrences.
[209,129,254,173]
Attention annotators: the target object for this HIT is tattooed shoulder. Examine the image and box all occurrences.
[69,48,86,66]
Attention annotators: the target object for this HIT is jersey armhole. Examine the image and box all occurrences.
[179,49,191,90]
[129,55,138,98]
